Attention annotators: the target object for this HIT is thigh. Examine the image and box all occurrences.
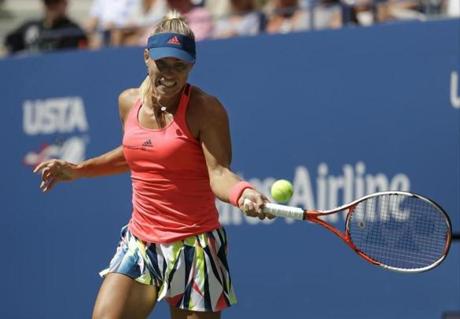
[92,273,157,319]
[169,306,221,319]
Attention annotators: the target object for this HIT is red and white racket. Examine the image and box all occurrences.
[257,191,452,273]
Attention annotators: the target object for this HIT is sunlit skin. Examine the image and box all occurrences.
[144,49,193,104]
[140,50,195,129]
[33,35,272,319]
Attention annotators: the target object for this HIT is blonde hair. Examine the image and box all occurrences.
[152,11,195,40]
[140,11,195,105]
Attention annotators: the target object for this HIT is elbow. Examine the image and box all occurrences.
[208,166,229,193]
[209,171,222,191]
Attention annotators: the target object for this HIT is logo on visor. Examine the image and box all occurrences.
[167,36,181,45]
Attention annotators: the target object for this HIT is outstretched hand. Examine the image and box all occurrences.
[33,159,78,192]
[237,188,275,220]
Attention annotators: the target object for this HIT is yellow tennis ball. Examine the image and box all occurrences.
[271,179,293,203]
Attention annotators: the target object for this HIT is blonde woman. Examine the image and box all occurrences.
[34,11,271,319]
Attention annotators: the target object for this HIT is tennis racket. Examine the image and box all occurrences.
[257,191,452,273]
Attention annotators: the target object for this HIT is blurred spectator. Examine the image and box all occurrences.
[205,0,232,18]
[265,0,309,34]
[167,0,214,40]
[340,0,376,25]
[265,0,340,33]
[308,0,342,29]
[4,0,87,55]
[445,0,459,16]
[110,0,169,46]
[373,0,440,23]
[418,0,443,15]
[213,0,265,39]
[86,0,140,48]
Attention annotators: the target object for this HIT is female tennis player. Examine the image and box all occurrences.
[34,11,270,319]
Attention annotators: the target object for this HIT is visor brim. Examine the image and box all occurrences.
[149,47,195,64]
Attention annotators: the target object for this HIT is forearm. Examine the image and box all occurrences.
[209,167,269,220]
[76,145,129,178]
[209,167,244,203]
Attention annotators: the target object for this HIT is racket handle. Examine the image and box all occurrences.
[263,203,305,220]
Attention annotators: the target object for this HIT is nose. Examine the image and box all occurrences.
[160,73,176,82]
[160,66,177,78]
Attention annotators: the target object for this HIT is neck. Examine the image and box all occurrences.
[149,83,186,113]
[150,92,182,114]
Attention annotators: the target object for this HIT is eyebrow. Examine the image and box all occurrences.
[157,59,186,65]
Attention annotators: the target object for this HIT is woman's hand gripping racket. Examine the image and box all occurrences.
[246,191,452,273]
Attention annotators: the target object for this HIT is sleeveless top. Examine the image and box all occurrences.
[122,84,221,243]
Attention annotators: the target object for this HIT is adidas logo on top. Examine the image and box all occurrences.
[167,36,181,45]
[142,139,153,147]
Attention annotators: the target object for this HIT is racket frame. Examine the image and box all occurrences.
[264,191,453,273]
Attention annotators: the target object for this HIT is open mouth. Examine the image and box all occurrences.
[159,78,176,88]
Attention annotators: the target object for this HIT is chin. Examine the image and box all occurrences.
[158,85,182,97]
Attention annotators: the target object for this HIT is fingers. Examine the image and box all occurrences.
[43,178,58,192]
[34,159,62,174]
[33,159,65,192]
[40,177,55,192]
[39,168,58,191]
[33,160,54,173]
[43,168,53,180]
[265,212,276,220]
[242,198,258,217]
[240,194,273,220]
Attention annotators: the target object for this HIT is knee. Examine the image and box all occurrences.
[92,305,122,319]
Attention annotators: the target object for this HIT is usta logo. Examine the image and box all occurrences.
[23,97,89,135]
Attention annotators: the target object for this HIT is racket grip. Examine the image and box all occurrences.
[263,203,305,220]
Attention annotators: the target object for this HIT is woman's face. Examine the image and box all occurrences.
[145,50,193,98]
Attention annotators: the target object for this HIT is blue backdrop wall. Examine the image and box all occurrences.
[0,19,459,319]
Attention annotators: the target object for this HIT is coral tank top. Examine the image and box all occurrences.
[122,84,220,243]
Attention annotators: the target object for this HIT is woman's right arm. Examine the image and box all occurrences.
[33,146,129,191]
[33,88,139,192]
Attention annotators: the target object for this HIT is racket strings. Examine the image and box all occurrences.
[348,194,450,270]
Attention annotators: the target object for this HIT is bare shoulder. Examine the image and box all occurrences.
[189,86,228,125]
[186,86,230,141]
[118,88,140,123]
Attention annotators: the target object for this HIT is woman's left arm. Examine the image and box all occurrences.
[199,96,269,219]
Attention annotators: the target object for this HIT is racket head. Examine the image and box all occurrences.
[344,191,452,273]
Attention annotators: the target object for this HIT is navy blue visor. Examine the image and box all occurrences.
[147,33,196,64]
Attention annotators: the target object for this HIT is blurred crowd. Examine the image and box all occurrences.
[2,0,459,56]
